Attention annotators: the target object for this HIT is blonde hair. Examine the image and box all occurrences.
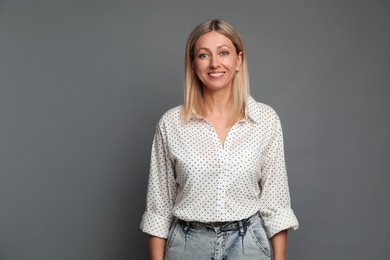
[182,19,250,123]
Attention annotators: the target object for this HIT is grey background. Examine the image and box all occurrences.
[1,0,389,259]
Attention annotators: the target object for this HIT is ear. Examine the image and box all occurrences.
[236,51,243,72]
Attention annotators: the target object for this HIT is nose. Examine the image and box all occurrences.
[209,55,220,68]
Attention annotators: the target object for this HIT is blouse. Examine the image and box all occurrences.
[140,96,299,239]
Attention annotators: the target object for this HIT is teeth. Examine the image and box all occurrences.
[209,73,223,77]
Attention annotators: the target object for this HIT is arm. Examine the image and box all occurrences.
[271,230,288,260]
[258,109,298,238]
[140,120,177,243]
[149,235,166,260]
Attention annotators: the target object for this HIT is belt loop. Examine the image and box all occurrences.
[238,220,244,236]
[183,221,190,233]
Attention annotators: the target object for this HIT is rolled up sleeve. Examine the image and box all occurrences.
[259,111,299,238]
[140,120,177,238]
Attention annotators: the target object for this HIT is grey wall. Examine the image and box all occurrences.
[1,0,389,259]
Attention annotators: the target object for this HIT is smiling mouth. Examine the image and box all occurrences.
[208,72,225,78]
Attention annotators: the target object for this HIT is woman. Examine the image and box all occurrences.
[140,19,299,260]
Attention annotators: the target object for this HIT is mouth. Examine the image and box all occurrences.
[208,72,225,78]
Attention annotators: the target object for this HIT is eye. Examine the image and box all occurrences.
[220,51,229,56]
[198,53,209,59]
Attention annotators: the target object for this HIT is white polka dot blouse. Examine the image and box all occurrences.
[140,96,299,239]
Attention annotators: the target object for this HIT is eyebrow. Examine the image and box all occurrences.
[196,45,231,52]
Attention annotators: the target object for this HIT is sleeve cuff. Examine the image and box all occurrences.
[140,211,173,238]
[261,208,299,238]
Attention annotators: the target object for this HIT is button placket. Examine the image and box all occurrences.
[217,148,227,216]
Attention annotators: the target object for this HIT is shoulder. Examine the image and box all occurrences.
[247,96,280,125]
[258,102,278,118]
[157,105,183,129]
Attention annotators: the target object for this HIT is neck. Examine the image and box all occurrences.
[202,86,233,117]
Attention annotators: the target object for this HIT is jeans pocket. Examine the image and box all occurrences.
[247,222,271,257]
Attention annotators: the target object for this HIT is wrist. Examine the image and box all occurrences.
[273,253,286,260]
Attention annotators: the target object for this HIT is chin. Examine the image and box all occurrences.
[205,82,231,90]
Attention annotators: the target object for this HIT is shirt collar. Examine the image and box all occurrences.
[190,109,202,120]
[245,96,261,124]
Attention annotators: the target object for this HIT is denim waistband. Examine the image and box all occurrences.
[176,212,261,234]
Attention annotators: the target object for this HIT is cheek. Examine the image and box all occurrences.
[193,62,205,76]
[193,67,201,77]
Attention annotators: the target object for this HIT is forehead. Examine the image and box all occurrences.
[195,31,234,49]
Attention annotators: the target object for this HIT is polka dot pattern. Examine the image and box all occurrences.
[140,96,299,238]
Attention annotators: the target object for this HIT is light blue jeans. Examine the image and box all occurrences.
[165,213,272,260]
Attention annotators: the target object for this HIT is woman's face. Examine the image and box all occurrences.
[192,31,242,92]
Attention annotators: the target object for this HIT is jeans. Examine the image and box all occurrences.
[165,213,272,260]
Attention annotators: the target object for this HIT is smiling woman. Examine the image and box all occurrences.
[182,20,250,126]
[140,19,299,260]
[192,31,242,93]
[192,31,244,146]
